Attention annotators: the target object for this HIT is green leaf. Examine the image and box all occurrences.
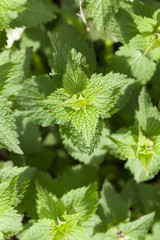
[69,105,99,145]
[144,33,160,56]
[48,33,89,89]
[105,213,155,240]
[0,0,26,30]
[17,75,55,127]
[0,178,17,216]
[60,117,104,154]
[0,208,22,239]
[61,183,98,223]
[56,24,96,72]
[0,96,22,154]
[146,222,160,240]
[40,88,70,125]
[0,166,34,205]
[108,45,156,84]
[49,213,87,240]
[138,87,160,136]
[89,72,129,117]
[98,180,129,226]
[85,0,120,34]
[119,212,155,240]
[1,48,32,98]
[110,0,154,43]
[133,15,158,38]
[0,0,27,12]
[62,53,89,95]
[10,0,56,28]
[15,112,42,154]
[125,154,160,182]
[37,185,65,220]
[138,130,154,172]
[19,220,50,240]
[62,128,108,164]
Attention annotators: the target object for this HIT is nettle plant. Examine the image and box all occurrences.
[1,0,160,239]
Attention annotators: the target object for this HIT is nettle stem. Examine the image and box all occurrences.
[77,0,93,48]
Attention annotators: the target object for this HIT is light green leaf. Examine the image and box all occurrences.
[138,130,154,172]
[19,220,50,240]
[144,33,160,56]
[105,213,155,240]
[0,96,22,154]
[62,54,89,95]
[48,33,89,89]
[0,166,34,206]
[61,184,98,223]
[40,88,70,125]
[0,178,17,216]
[85,0,120,34]
[0,208,22,239]
[89,72,129,117]
[49,213,87,240]
[69,105,99,145]
[146,222,160,240]
[17,75,55,127]
[119,212,155,240]
[60,92,87,111]
[10,0,56,28]
[138,87,160,136]
[36,185,65,220]
[0,48,32,98]
[133,15,157,38]
[108,45,156,84]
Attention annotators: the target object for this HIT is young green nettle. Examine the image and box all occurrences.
[20,183,98,240]
[18,35,130,155]
[106,88,160,182]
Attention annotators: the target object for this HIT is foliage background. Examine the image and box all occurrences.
[1,0,160,239]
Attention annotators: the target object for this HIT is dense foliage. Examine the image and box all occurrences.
[1,0,160,239]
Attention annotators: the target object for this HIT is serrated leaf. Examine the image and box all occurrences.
[19,220,50,240]
[105,213,155,240]
[0,208,22,238]
[138,130,154,172]
[36,185,65,220]
[133,15,157,38]
[62,54,89,95]
[40,88,70,125]
[60,117,104,154]
[48,33,89,89]
[0,166,34,206]
[49,213,87,240]
[0,178,17,216]
[89,72,128,117]
[108,45,156,84]
[138,87,160,136]
[0,48,32,98]
[144,33,160,56]
[0,96,22,154]
[69,105,99,145]
[56,24,96,72]
[0,0,27,12]
[119,212,155,240]
[85,0,120,34]
[98,180,129,226]
[61,184,98,223]
[17,75,55,127]
[10,0,56,28]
